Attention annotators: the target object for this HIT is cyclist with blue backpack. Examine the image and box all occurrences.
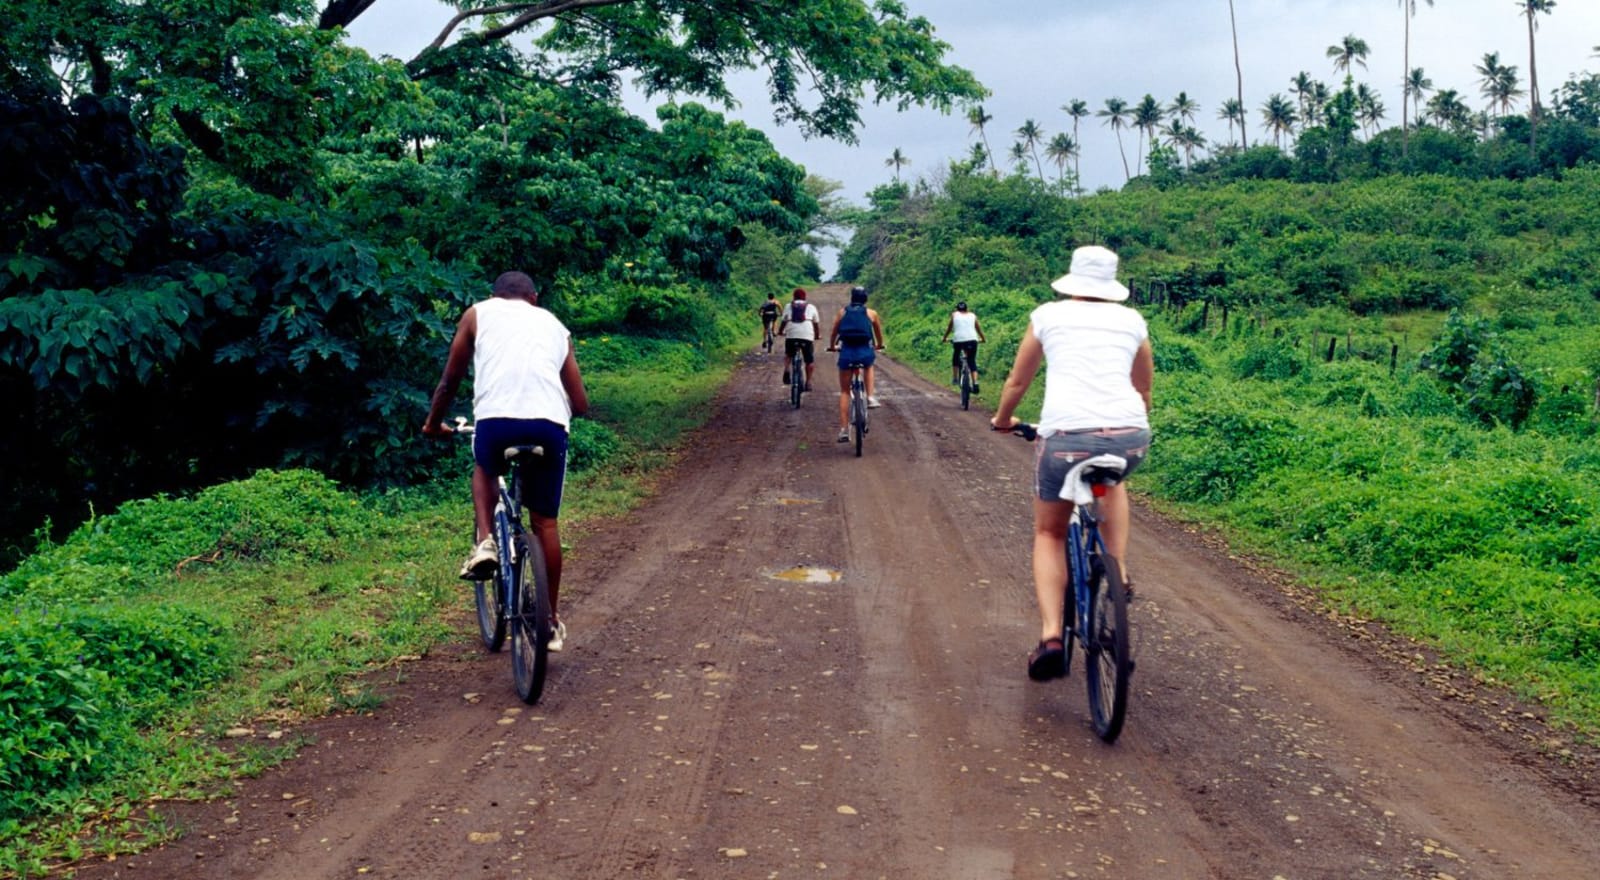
[827,286,886,442]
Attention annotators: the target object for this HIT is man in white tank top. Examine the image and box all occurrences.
[941,301,986,391]
[424,271,590,650]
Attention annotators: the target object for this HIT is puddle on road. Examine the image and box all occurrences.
[768,566,842,583]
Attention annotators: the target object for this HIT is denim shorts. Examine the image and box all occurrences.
[473,418,570,518]
[1034,427,1151,502]
[837,343,876,370]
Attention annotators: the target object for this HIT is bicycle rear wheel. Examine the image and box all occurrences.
[511,531,552,704]
[959,364,972,410]
[1084,553,1132,743]
[790,352,804,408]
[852,389,866,457]
[473,517,509,652]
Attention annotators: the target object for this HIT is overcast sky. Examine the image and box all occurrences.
[348,1,1600,230]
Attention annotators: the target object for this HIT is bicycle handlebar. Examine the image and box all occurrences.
[451,416,474,436]
[991,421,1038,441]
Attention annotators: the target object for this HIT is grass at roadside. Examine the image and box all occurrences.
[0,327,745,879]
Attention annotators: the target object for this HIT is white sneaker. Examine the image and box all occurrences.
[459,538,498,580]
[547,619,567,652]
[867,396,882,408]
[837,428,849,443]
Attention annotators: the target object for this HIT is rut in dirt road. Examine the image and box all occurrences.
[77,284,1600,880]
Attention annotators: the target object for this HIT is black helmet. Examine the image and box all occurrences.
[850,286,868,304]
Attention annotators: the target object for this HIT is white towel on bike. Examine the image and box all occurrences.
[1058,454,1129,505]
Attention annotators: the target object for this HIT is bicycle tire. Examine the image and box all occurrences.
[1084,553,1132,743]
[511,530,551,704]
[852,389,866,457]
[474,515,510,652]
[959,364,971,410]
[790,352,804,408]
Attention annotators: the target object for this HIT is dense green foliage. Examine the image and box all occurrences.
[845,167,1600,731]
[0,0,981,568]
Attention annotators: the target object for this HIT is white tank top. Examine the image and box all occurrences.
[950,311,979,342]
[472,297,573,426]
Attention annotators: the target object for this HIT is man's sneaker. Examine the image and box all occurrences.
[837,428,849,442]
[972,383,980,394]
[782,369,790,384]
[547,619,567,652]
[867,396,882,408]
[459,538,498,581]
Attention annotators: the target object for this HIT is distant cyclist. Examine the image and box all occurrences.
[989,246,1152,682]
[758,293,781,351]
[827,286,885,441]
[941,300,987,393]
[777,287,821,391]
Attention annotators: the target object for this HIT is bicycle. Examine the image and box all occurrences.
[788,344,805,409]
[762,321,776,355]
[1004,423,1134,742]
[453,418,553,704]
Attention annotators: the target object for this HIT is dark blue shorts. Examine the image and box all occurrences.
[473,418,570,518]
[837,343,876,370]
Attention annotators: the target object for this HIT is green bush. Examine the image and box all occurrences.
[568,418,622,472]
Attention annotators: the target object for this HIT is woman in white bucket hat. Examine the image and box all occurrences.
[990,245,1154,683]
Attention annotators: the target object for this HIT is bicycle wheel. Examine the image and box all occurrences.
[959,364,972,410]
[1084,553,1132,743]
[473,517,509,652]
[852,389,866,457]
[790,353,804,408]
[511,530,552,704]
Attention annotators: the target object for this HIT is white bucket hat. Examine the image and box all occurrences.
[1049,245,1129,302]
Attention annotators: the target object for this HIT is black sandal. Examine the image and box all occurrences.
[1027,637,1067,682]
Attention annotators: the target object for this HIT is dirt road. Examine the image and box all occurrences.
[78,284,1600,879]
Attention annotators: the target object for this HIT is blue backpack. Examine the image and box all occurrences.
[837,303,873,345]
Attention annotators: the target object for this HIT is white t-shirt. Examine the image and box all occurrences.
[783,302,821,341]
[471,297,573,427]
[1030,299,1149,434]
[950,311,979,342]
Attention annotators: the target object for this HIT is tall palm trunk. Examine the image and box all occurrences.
[1526,8,1541,159]
[1401,3,1411,157]
[1230,0,1248,148]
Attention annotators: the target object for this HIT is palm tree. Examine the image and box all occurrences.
[1228,0,1248,147]
[1326,33,1371,75]
[1043,132,1079,188]
[1290,70,1315,120]
[885,147,910,181]
[1061,99,1090,185]
[1398,0,1435,157]
[1097,97,1132,181]
[1131,94,1164,176]
[1306,81,1332,127]
[1007,142,1030,176]
[966,105,995,174]
[1520,0,1557,155]
[1426,88,1473,133]
[1015,119,1047,180]
[1162,122,1206,169]
[1405,67,1433,126]
[1355,83,1386,138]
[1218,98,1246,147]
[1476,52,1525,120]
[1260,93,1297,148]
[1169,92,1200,127]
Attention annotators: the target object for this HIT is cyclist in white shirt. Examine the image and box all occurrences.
[423,271,589,651]
[990,246,1153,682]
[777,287,822,391]
[941,301,987,393]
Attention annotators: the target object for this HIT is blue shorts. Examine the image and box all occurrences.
[473,418,570,518]
[837,343,876,370]
[1034,428,1151,502]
